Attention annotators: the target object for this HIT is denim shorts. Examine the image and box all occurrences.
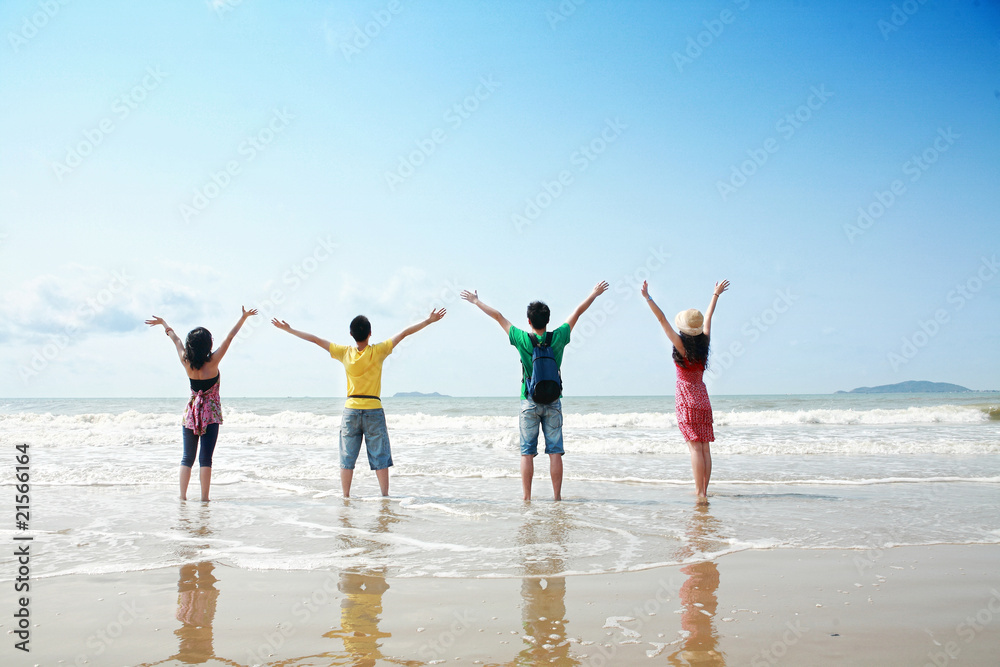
[339,408,393,470]
[519,398,564,456]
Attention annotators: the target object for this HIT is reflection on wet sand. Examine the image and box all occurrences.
[490,505,579,667]
[325,571,398,666]
[277,500,418,666]
[668,504,725,666]
[137,505,242,666]
[171,562,229,664]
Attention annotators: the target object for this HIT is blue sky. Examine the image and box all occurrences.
[1,0,998,398]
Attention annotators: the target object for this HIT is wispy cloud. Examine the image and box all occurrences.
[334,266,437,320]
[0,264,221,344]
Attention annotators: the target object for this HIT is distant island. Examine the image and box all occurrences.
[392,391,451,398]
[836,380,971,394]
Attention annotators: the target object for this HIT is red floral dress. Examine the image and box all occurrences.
[674,359,714,443]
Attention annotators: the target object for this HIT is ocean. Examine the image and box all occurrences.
[2,393,998,580]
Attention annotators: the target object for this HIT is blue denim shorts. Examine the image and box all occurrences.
[519,398,564,456]
[339,408,393,470]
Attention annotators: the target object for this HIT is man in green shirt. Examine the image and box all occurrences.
[461,282,609,500]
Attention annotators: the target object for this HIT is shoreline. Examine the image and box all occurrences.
[6,544,999,666]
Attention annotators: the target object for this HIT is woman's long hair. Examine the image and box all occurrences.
[673,332,710,369]
[184,328,213,370]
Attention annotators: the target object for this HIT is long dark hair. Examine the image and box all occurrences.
[185,327,213,370]
[673,332,710,369]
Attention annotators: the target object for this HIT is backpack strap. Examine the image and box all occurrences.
[543,331,553,347]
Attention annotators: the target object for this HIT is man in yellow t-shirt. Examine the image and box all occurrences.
[272,309,446,497]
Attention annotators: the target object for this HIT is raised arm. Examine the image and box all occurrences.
[703,280,729,338]
[145,315,187,367]
[640,281,686,357]
[566,281,609,331]
[271,318,331,351]
[391,308,446,348]
[461,290,512,334]
[212,306,258,363]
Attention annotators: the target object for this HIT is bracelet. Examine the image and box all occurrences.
[164,328,174,335]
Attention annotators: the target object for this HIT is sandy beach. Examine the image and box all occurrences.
[4,544,996,666]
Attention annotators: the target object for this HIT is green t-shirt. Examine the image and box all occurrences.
[508,322,571,399]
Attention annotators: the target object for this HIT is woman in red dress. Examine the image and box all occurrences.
[641,280,729,502]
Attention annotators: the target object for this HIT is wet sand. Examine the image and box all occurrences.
[5,544,999,666]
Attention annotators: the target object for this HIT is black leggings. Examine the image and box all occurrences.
[181,423,220,468]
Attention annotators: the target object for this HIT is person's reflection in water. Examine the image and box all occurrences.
[327,571,394,666]
[322,500,419,667]
[171,561,225,664]
[668,504,725,666]
[176,502,214,545]
[492,504,579,667]
[136,561,242,667]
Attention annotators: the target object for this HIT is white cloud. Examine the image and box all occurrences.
[0,265,221,345]
[334,266,439,319]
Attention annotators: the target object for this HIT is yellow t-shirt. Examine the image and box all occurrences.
[329,339,394,410]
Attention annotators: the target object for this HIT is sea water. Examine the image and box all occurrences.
[1,393,998,579]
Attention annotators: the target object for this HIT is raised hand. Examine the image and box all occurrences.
[427,308,447,323]
[460,290,479,305]
[242,306,259,318]
[593,280,610,297]
[271,318,292,332]
[714,280,730,297]
[145,316,166,328]
[640,280,650,300]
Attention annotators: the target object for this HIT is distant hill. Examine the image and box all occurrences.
[393,391,450,398]
[836,381,971,394]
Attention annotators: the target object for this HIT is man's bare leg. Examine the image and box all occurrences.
[521,455,534,501]
[179,465,192,501]
[341,468,354,498]
[549,453,563,501]
[375,468,389,497]
[199,466,212,502]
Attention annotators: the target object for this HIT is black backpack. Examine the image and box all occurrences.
[525,332,562,404]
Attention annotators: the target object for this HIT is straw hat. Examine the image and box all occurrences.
[674,309,704,336]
